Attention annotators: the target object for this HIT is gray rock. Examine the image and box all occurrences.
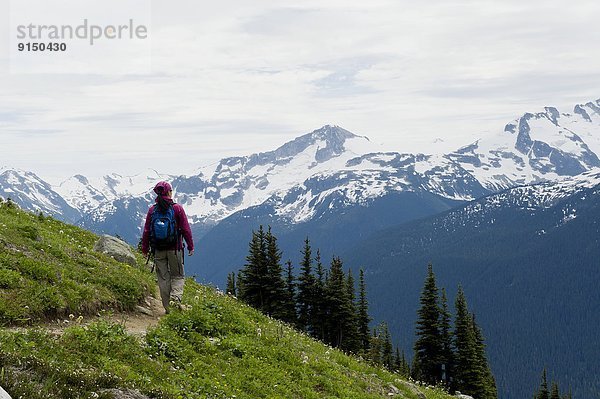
[135,305,154,316]
[574,104,592,122]
[93,234,137,267]
[0,385,12,399]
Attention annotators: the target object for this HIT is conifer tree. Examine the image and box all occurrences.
[400,350,411,377]
[381,322,394,370]
[281,260,297,325]
[439,288,454,386]
[357,268,371,354]
[535,369,550,399]
[264,227,287,319]
[297,238,316,333]
[472,314,497,399]
[226,272,237,296]
[238,226,268,309]
[311,250,327,340]
[453,285,479,395]
[394,347,402,372]
[453,287,496,398]
[413,264,443,385]
[550,382,560,399]
[325,256,355,350]
[393,347,411,377]
[236,272,244,300]
[368,327,382,366]
[344,269,360,353]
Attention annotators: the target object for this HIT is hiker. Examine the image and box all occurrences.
[141,181,194,313]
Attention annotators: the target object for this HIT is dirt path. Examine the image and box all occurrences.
[107,295,166,336]
[4,295,167,337]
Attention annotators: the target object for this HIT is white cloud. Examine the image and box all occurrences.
[1,0,600,179]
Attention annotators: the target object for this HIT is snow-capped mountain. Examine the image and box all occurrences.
[79,98,600,235]
[2,99,600,244]
[172,125,387,224]
[438,168,600,230]
[257,153,488,224]
[0,167,80,221]
[54,170,173,214]
[73,125,491,237]
[446,99,600,190]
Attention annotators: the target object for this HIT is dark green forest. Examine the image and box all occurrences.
[234,226,498,398]
[344,186,600,399]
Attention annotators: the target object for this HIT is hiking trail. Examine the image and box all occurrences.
[5,295,166,337]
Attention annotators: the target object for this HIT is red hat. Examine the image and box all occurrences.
[153,181,172,195]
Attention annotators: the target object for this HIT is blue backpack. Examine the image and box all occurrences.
[150,204,178,250]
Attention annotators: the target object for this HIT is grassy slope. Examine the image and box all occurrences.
[0,201,154,324]
[0,202,453,399]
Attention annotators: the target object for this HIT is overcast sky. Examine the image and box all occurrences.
[1,0,600,182]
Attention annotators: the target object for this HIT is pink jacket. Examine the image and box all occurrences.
[141,197,194,254]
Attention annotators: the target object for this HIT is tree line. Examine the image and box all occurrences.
[232,226,498,397]
[412,264,496,398]
[230,226,408,371]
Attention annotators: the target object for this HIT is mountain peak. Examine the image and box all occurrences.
[306,125,374,150]
[308,125,362,143]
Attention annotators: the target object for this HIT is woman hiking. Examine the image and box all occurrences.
[141,181,194,313]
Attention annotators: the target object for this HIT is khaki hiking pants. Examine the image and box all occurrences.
[154,249,185,311]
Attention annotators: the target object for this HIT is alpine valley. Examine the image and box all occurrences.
[2,99,600,398]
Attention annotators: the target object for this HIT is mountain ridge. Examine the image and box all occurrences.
[3,99,600,237]
[343,174,600,399]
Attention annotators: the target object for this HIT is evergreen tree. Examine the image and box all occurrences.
[238,226,268,310]
[413,264,443,385]
[281,260,297,325]
[324,256,355,350]
[236,272,244,300]
[453,287,496,398]
[535,369,550,399]
[439,288,454,386]
[297,238,316,333]
[344,269,360,353]
[472,314,497,399]
[394,347,402,373]
[400,350,410,377]
[264,227,287,318]
[453,285,479,395]
[393,346,411,377]
[226,272,237,296]
[311,250,327,340]
[368,327,382,366]
[550,382,560,399]
[381,322,394,370]
[357,268,371,355]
